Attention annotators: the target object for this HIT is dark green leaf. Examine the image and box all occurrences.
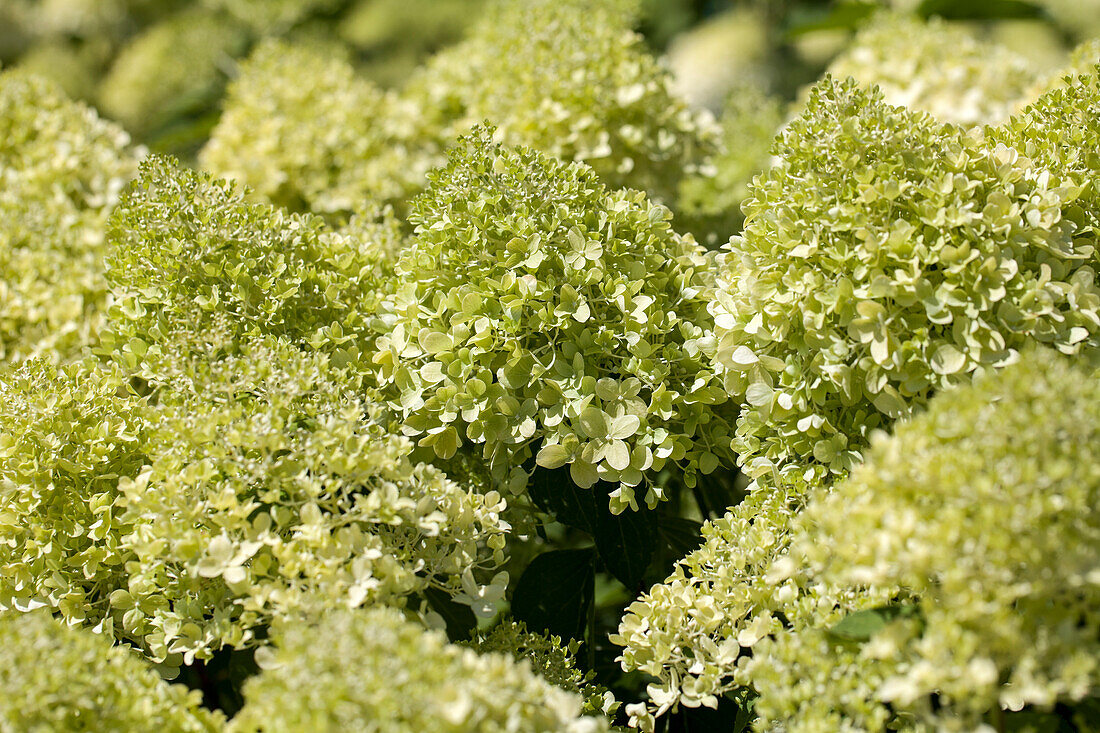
[658,516,705,560]
[917,0,1043,20]
[595,502,658,589]
[424,586,477,641]
[528,466,599,534]
[1071,697,1100,730]
[1003,708,1075,732]
[511,548,596,642]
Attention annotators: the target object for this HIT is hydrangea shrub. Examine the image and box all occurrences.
[404,0,715,205]
[0,359,146,635]
[825,13,1037,126]
[230,607,610,732]
[750,348,1100,730]
[615,71,1100,730]
[712,75,1100,484]
[0,610,223,732]
[105,156,389,380]
[611,474,897,729]
[117,337,510,663]
[200,39,432,214]
[373,127,735,512]
[0,69,138,364]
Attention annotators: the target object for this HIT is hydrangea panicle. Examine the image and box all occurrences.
[374,126,736,512]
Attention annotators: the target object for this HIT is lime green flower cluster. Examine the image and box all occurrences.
[0,359,146,635]
[231,607,610,732]
[614,72,1100,730]
[104,156,390,381]
[0,344,510,669]
[675,83,784,244]
[4,157,510,666]
[749,348,1100,731]
[373,128,735,512]
[201,39,433,214]
[712,75,1100,484]
[469,619,618,718]
[15,40,102,102]
[117,336,510,664]
[1020,39,1100,104]
[405,0,715,205]
[98,9,247,140]
[0,70,139,364]
[991,62,1100,236]
[0,610,223,732]
[826,14,1037,126]
[611,475,897,730]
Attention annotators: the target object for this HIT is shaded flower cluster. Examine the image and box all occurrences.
[469,619,618,718]
[200,39,433,215]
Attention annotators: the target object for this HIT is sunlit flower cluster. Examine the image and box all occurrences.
[104,156,391,382]
[749,348,1100,730]
[0,610,222,732]
[0,359,146,634]
[826,13,1036,126]
[712,75,1100,484]
[0,70,138,364]
[231,607,610,732]
[374,127,736,512]
[403,0,715,206]
[118,336,510,663]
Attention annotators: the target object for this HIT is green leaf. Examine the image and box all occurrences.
[916,0,1043,20]
[528,466,599,533]
[579,406,609,439]
[535,443,572,470]
[827,608,888,642]
[783,1,877,38]
[827,604,920,643]
[658,516,705,560]
[511,548,596,643]
[608,413,640,440]
[594,499,658,589]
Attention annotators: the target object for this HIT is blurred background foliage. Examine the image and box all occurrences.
[2,0,1095,157]
[3,1,1099,729]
